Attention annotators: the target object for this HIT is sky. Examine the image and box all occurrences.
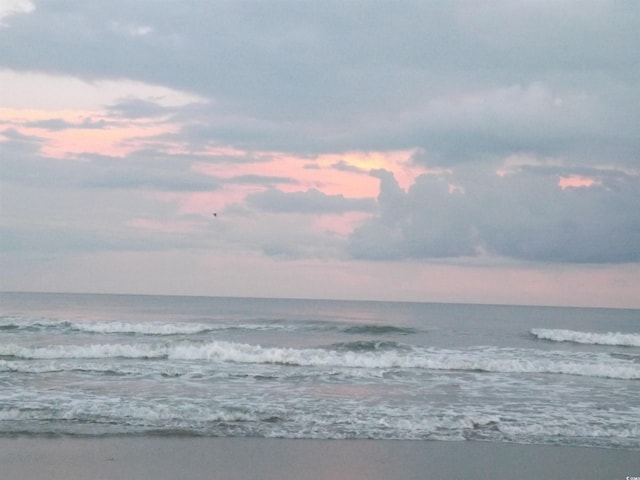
[1,0,639,308]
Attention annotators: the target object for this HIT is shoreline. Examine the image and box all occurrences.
[2,436,639,480]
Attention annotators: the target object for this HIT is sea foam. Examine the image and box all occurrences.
[2,340,637,380]
[0,316,288,335]
[531,328,640,347]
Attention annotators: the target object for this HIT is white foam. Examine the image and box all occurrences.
[531,328,640,347]
[0,316,70,329]
[0,358,189,377]
[0,342,167,359]
[2,341,637,380]
[0,315,292,335]
[4,390,637,447]
[75,321,215,335]
[497,419,640,441]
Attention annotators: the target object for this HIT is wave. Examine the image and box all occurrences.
[342,325,416,335]
[531,328,640,347]
[330,340,410,352]
[0,315,417,338]
[0,316,295,336]
[73,321,218,335]
[1,340,637,380]
[0,316,70,330]
[0,316,216,335]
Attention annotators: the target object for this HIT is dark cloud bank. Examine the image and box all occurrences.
[349,169,640,263]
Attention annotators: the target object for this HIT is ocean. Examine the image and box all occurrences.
[1,292,638,449]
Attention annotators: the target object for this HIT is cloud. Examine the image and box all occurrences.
[0,0,34,26]
[349,171,476,260]
[0,135,220,193]
[24,117,113,130]
[0,129,65,186]
[224,174,298,186]
[349,168,640,263]
[330,160,368,174]
[1,1,636,163]
[106,97,178,119]
[480,172,640,263]
[0,69,203,111]
[87,170,218,192]
[246,188,375,214]
[0,127,43,153]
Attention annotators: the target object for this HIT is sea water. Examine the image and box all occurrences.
[0,292,638,448]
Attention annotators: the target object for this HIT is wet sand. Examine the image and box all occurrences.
[2,437,639,480]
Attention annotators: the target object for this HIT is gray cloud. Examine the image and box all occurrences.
[349,169,640,263]
[330,161,368,174]
[106,97,178,119]
[225,174,298,187]
[1,1,637,164]
[0,128,44,153]
[480,173,640,263]
[246,188,375,214]
[0,140,219,193]
[0,130,83,187]
[24,117,113,130]
[87,171,218,192]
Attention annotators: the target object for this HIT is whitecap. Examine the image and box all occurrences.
[531,328,640,347]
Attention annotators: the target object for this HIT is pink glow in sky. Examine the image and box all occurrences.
[1,2,639,308]
[558,175,597,190]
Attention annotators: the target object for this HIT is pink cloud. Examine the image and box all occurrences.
[0,107,177,158]
[192,149,426,203]
[558,175,597,189]
[2,103,430,242]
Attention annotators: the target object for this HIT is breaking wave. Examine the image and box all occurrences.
[0,316,296,336]
[1,340,637,380]
[531,328,640,347]
[0,315,412,337]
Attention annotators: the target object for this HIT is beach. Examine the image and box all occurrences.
[2,437,639,480]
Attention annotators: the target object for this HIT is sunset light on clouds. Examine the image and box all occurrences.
[1,1,639,307]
